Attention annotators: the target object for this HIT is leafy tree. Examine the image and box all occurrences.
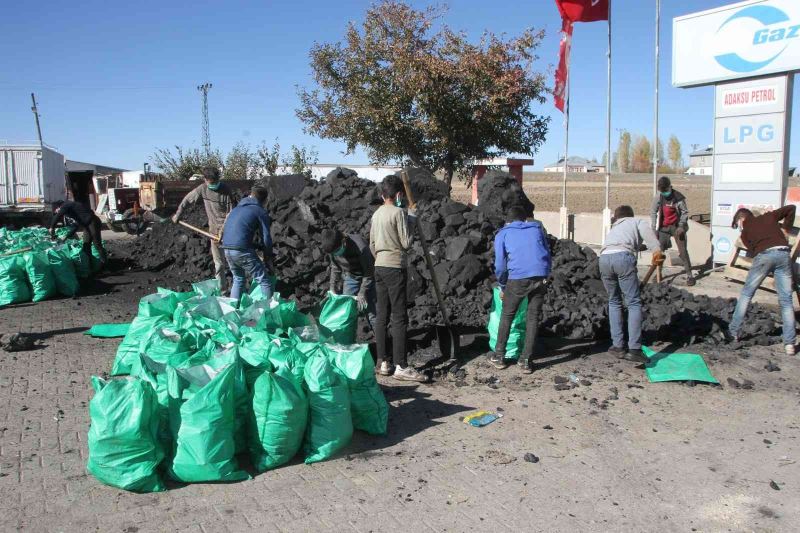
[668,134,683,172]
[282,145,319,177]
[223,142,257,180]
[256,139,282,177]
[617,131,631,173]
[631,135,651,173]
[150,146,222,181]
[296,1,549,192]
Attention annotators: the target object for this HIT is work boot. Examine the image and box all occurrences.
[608,345,627,357]
[686,276,696,287]
[623,348,648,364]
[785,344,796,356]
[518,359,534,375]
[487,353,509,370]
[720,330,739,344]
[377,360,393,376]
[393,366,428,383]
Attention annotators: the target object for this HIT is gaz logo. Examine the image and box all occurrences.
[714,4,797,73]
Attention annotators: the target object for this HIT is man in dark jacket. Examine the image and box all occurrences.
[221,185,273,301]
[320,228,376,323]
[49,199,107,265]
[488,205,552,374]
[173,166,239,292]
[727,205,796,355]
[651,176,695,286]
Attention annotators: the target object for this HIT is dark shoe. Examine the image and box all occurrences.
[686,276,696,286]
[623,348,648,364]
[487,353,509,370]
[608,345,627,357]
[720,330,739,344]
[518,360,534,374]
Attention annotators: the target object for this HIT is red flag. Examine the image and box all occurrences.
[556,0,609,23]
[553,19,573,112]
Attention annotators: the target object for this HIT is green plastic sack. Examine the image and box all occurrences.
[129,353,173,448]
[139,292,180,317]
[239,331,305,389]
[90,241,106,272]
[0,255,31,306]
[84,323,131,338]
[66,244,91,279]
[111,316,170,375]
[303,354,353,464]
[192,278,220,297]
[318,292,359,345]
[642,346,719,384]
[22,251,57,302]
[140,327,196,365]
[325,344,388,435]
[157,287,197,304]
[487,286,528,359]
[45,247,79,297]
[167,362,249,483]
[87,376,165,493]
[248,362,309,471]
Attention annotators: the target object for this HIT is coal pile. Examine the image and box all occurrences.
[114,167,784,348]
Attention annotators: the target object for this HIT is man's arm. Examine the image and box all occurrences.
[174,185,203,221]
[369,219,377,257]
[49,208,64,232]
[357,240,375,295]
[638,219,663,253]
[677,197,690,229]
[258,211,273,255]
[650,195,660,231]
[329,258,342,293]
[773,205,796,232]
[398,210,412,251]
[494,233,509,290]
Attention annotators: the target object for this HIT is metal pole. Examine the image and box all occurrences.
[605,0,612,210]
[562,74,570,208]
[31,93,43,147]
[653,0,660,194]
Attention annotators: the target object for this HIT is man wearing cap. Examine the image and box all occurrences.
[172,166,239,292]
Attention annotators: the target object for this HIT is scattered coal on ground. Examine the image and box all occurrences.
[110,169,783,349]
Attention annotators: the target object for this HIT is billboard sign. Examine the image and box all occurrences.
[673,0,800,88]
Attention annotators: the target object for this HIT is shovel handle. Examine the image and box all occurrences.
[400,171,417,210]
[178,221,220,242]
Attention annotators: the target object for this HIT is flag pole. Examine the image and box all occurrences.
[653,0,660,194]
[602,0,612,243]
[560,63,570,239]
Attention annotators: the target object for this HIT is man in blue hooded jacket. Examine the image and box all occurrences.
[488,205,552,373]
[221,185,274,301]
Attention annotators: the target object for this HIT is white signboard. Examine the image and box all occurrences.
[673,0,800,88]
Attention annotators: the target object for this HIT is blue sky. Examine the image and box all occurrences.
[0,0,797,171]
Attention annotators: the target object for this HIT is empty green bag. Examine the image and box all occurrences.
[87,376,165,493]
[166,362,250,483]
[0,255,31,306]
[248,362,309,471]
[325,344,388,435]
[318,292,359,345]
[303,354,353,464]
[487,286,528,360]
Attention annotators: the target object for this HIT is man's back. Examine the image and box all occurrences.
[222,197,271,251]
[495,221,551,281]
[370,204,410,268]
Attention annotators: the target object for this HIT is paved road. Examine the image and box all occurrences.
[1,269,799,532]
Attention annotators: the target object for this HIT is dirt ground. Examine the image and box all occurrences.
[452,172,713,216]
[1,235,799,531]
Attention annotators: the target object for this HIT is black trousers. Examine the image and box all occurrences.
[657,225,692,276]
[82,216,107,264]
[375,266,408,367]
[494,277,546,363]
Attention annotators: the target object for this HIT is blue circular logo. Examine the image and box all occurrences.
[716,237,732,253]
[714,5,791,73]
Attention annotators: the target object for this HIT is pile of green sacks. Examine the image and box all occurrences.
[87,281,388,492]
[0,227,105,306]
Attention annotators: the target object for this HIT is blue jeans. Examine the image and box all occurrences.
[343,274,377,327]
[224,249,273,302]
[599,252,643,350]
[729,248,796,345]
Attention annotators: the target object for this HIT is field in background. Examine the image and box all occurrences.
[450,172,712,216]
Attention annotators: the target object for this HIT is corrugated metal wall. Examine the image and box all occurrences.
[0,146,66,205]
[41,147,65,203]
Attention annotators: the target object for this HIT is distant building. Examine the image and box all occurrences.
[65,160,128,176]
[543,156,605,173]
[687,146,713,175]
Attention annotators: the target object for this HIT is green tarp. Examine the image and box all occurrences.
[642,346,719,384]
[84,323,131,338]
[87,376,165,493]
[487,286,528,359]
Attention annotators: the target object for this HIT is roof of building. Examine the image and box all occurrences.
[544,156,603,168]
[689,146,713,157]
[66,160,129,174]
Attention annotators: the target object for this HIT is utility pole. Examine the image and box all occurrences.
[31,93,43,147]
[197,83,212,157]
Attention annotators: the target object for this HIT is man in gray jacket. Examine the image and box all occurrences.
[601,205,663,363]
[651,176,695,286]
[172,167,239,292]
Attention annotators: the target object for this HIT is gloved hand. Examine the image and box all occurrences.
[676,227,686,239]
[499,290,505,301]
[652,250,665,266]
[171,215,179,224]
[356,291,368,312]
[407,207,417,219]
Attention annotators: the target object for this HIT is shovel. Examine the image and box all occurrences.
[640,262,663,288]
[400,170,459,362]
[177,221,221,242]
